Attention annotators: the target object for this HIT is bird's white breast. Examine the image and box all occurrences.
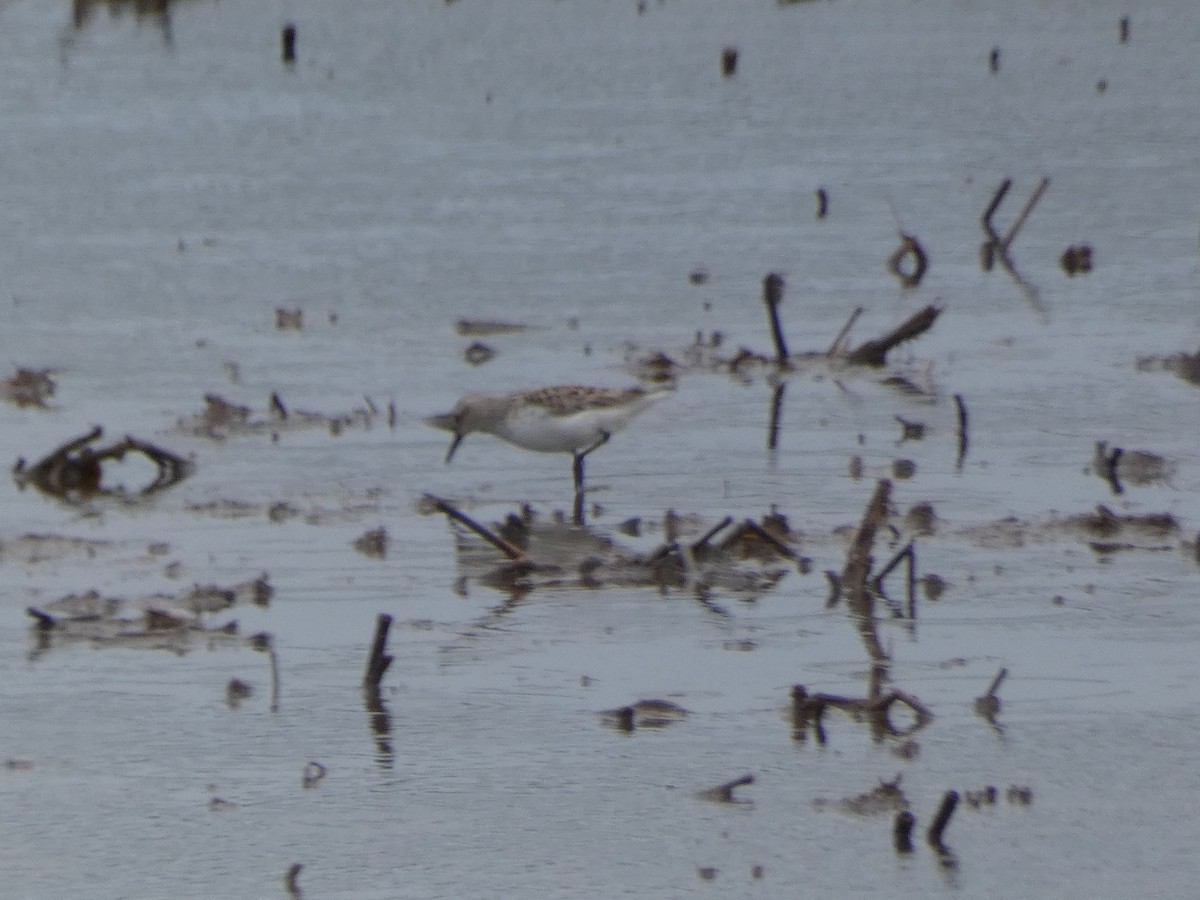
[494,404,614,453]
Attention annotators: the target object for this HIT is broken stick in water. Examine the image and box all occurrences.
[954,393,969,470]
[871,540,916,617]
[979,178,1012,270]
[283,862,303,897]
[698,773,755,803]
[761,273,789,365]
[281,24,297,65]
[826,306,863,357]
[927,790,959,848]
[363,613,393,690]
[425,495,526,560]
[720,46,738,77]
[843,306,941,367]
[250,633,281,712]
[998,177,1049,254]
[974,666,1008,727]
[691,516,734,553]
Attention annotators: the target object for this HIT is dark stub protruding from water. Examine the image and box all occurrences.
[281,23,297,64]
[762,273,789,366]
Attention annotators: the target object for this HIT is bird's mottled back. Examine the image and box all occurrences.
[519,385,650,417]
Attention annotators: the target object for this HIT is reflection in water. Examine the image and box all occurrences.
[361,613,395,769]
[436,499,799,604]
[800,480,934,748]
[363,686,394,770]
[71,0,183,44]
[26,576,271,661]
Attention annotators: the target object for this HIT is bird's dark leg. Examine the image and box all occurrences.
[571,431,610,527]
[572,452,586,496]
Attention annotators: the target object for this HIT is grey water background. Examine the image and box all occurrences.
[1,0,1200,897]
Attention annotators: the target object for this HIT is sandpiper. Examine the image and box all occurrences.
[425,385,671,495]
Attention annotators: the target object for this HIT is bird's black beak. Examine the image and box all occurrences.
[445,432,464,464]
[425,410,463,464]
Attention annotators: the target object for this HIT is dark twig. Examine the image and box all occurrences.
[1098,443,1125,495]
[26,607,56,631]
[981,178,1012,247]
[362,613,393,690]
[954,393,969,470]
[826,306,863,357]
[280,25,297,66]
[980,179,1047,312]
[250,633,280,713]
[691,516,734,553]
[974,666,1008,731]
[699,773,755,803]
[426,495,526,560]
[998,177,1049,253]
[283,862,303,898]
[927,790,959,848]
[737,517,795,559]
[843,306,941,367]
[871,541,913,589]
[762,273,789,365]
[871,541,917,620]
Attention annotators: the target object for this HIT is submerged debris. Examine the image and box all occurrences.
[463,341,496,366]
[3,367,56,408]
[697,773,754,804]
[26,574,272,657]
[13,427,191,502]
[1093,441,1174,494]
[178,392,386,440]
[353,527,389,559]
[813,775,909,816]
[226,678,253,709]
[601,699,689,732]
[624,304,941,386]
[427,499,802,596]
[455,319,532,336]
[1060,244,1093,275]
[275,307,303,331]
[1136,350,1200,387]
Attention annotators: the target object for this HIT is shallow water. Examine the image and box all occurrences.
[1,0,1200,897]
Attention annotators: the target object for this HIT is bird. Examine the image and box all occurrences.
[425,385,671,496]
